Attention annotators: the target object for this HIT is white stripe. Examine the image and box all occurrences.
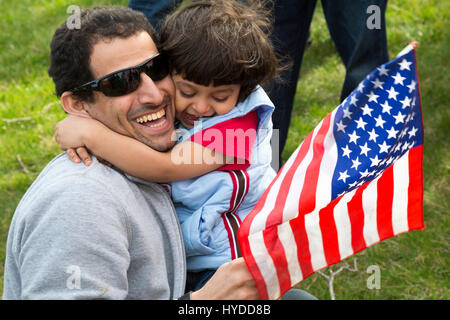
[315,110,338,210]
[304,212,327,271]
[247,145,299,233]
[248,231,280,299]
[362,178,380,246]
[277,221,303,287]
[281,122,324,222]
[305,111,338,271]
[223,216,238,258]
[237,171,248,208]
[229,171,239,210]
[249,124,322,234]
[333,190,356,260]
[392,151,410,234]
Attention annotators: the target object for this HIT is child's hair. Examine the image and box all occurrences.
[160,0,280,102]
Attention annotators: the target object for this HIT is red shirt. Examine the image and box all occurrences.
[189,110,258,170]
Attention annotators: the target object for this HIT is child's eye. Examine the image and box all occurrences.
[180,90,195,98]
[213,96,229,102]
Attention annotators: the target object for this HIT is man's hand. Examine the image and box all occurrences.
[190,258,259,300]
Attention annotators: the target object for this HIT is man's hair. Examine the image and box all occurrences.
[48,6,157,102]
[160,0,281,102]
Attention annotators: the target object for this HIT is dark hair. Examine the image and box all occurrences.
[160,0,281,102]
[48,6,157,102]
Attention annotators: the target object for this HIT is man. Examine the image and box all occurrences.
[2,6,258,300]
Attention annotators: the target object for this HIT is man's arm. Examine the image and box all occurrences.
[12,176,131,299]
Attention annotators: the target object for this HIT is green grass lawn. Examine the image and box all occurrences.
[0,0,448,299]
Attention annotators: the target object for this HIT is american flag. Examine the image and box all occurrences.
[238,43,425,300]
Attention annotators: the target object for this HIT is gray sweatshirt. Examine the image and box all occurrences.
[2,154,186,299]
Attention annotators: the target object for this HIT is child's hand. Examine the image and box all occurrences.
[54,115,96,150]
[66,147,93,166]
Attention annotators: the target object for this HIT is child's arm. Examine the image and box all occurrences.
[55,115,234,182]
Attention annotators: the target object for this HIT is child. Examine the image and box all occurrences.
[55,0,280,291]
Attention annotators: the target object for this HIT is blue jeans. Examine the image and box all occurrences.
[128,0,182,30]
[268,0,389,165]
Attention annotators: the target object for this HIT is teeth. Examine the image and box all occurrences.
[136,109,166,123]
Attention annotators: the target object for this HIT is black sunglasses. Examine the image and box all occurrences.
[71,53,170,97]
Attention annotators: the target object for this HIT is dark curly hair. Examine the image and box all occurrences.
[48,6,158,102]
[160,0,281,102]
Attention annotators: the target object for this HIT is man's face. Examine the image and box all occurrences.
[85,31,176,152]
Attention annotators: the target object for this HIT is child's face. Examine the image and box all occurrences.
[172,73,240,128]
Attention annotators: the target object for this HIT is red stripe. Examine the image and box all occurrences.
[291,114,332,277]
[407,146,424,230]
[297,113,332,215]
[263,227,291,297]
[238,235,270,300]
[253,123,316,295]
[224,171,239,260]
[227,171,238,211]
[264,132,314,226]
[289,214,314,280]
[346,184,369,253]
[376,166,394,241]
[319,197,341,265]
[222,215,237,260]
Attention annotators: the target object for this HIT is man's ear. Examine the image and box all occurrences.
[60,91,92,118]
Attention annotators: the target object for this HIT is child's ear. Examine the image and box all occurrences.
[60,91,92,118]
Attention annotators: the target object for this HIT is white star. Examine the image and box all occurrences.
[357,82,365,93]
[349,180,358,188]
[374,114,386,128]
[392,72,406,85]
[378,65,389,76]
[338,170,350,183]
[341,144,352,158]
[407,80,416,93]
[366,91,379,103]
[408,126,418,138]
[400,128,408,138]
[355,117,368,130]
[370,155,381,167]
[371,78,384,89]
[368,128,379,142]
[342,107,352,119]
[387,86,399,100]
[399,58,412,71]
[380,100,392,114]
[360,142,371,157]
[360,169,370,178]
[394,143,402,152]
[386,126,399,139]
[361,104,373,116]
[393,111,406,124]
[336,120,346,133]
[348,130,360,144]
[378,141,391,154]
[402,142,410,151]
[400,96,412,109]
[349,95,359,106]
[351,157,362,170]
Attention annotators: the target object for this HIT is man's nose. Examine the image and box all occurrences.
[137,73,164,105]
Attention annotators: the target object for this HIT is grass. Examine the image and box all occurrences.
[0,0,448,299]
